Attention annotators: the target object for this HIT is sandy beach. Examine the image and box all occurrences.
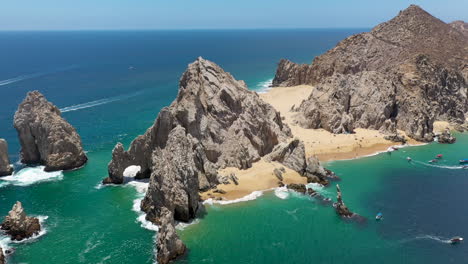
[201,85,427,200]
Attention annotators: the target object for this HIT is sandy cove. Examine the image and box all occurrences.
[202,85,450,201]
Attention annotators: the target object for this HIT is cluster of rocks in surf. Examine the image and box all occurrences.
[273,5,467,142]
[103,57,337,263]
[13,91,87,171]
[0,139,13,177]
[437,129,457,144]
[333,184,354,217]
[1,201,41,241]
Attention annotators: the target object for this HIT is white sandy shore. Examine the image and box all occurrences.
[202,85,432,200]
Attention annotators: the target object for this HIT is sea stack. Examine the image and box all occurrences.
[14,91,87,171]
[0,139,13,176]
[106,57,336,263]
[1,201,41,241]
[273,5,467,141]
[334,184,353,217]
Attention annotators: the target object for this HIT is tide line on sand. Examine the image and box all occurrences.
[255,78,273,94]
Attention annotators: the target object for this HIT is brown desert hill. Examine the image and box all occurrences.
[273,5,468,141]
[450,20,468,36]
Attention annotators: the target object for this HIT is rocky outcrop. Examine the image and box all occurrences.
[286,183,306,194]
[0,247,4,264]
[14,91,87,171]
[384,133,407,144]
[450,20,468,36]
[437,129,456,144]
[333,185,353,217]
[1,201,41,241]
[156,208,186,264]
[266,139,337,184]
[274,5,468,141]
[0,139,13,176]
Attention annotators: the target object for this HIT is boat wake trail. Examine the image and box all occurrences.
[60,91,143,113]
[412,160,463,170]
[0,65,78,87]
[400,234,451,244]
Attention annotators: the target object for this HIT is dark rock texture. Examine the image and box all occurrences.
[333,185,354,217]
[1,201,41,241]
[156,208,186,264]
[437,129,456,144]
[273,5,468,141]
[14,91,87,171]
[286,183,307,194]
[0,139,13,176]
[0,247,4,264]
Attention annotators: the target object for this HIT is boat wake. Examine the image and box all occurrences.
[400,234,452,244]
[412,160,464,170]
[60,91,143,113]
[0,166,63,187]
[0,65,78,87]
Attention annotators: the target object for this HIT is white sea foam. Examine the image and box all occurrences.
[60,91,143,113]
[400,234,452,244]
[255,78,273,93]
[0,215,48,253]
[176,219,200,231]
[413,160,464,170]
[274,187,290,199]
[123,165,141,177]
[203,190,264,205]
[0,166,63,187]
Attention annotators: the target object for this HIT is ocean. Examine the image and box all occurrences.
[1,29,467,264]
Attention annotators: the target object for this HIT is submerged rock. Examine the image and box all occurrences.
[1,201,41,241]
[333,185,354,217]
[0,139,13,176]
[14,91,87,171]
[273,5,468,141]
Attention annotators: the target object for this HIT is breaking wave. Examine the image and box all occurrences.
[203,190,264,205]
[60,91,143,113]
[127,180,159,232]
[0,166,63,187]
[255,78,273,93]
[274,187,290,199]
[0,215,49,253]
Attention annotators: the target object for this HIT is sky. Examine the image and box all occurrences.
[1,0,467,30]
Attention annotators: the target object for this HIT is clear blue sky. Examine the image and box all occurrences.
[1,0,467,30]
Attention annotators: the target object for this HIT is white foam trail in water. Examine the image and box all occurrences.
[176,219,200,231]
[400,234,451,244]
[0,215,49,253]
[255,78,273,93]
[413,160,464,170]
[203,190,264,205]
[0,65,77,87]
[274,187,290,199]
[0,166,63,187]
[60,91,143,113]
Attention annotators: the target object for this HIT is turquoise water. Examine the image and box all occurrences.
[1,30,467,263]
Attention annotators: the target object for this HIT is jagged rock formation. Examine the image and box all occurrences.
[1,201,41,241]
[450,20,468,36]
[286,183,307,194]
[333,185,353,217]
[0,139,13,176]
[437,129,456,144]
[273,5,468,141]
[0,247,4,264]
[14,91,87,171]
[104,57,338,264]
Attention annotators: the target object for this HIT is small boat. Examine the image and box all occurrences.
[463,165,468,169]
[450,236,463,244]
[436,154,443,159]
[375,212,383,221]
[407,157,412,161]
[429,159,438,163]
[459,159,468,164]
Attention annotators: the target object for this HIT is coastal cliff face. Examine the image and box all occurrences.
[273,5,468,141]
[14,91,87,171]
[106,57,336,263]
[0,139,13,176]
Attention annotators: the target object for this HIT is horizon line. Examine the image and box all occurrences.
[0,27,371,32]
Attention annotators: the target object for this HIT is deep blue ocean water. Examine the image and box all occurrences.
[1,30,467,264]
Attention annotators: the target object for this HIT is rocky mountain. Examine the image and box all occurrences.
[0,139,13,176]
[1,201,41,241]
[14,91,87,171]
[273,5,468,141]
[105,57,335,263]
[450,20,468,36]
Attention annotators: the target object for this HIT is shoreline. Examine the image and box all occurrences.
[201,85,428,201]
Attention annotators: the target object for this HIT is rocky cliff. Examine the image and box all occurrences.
[273,5,468,141]
[0,139,13,176]
[105,57,336,263]
[14,91,87,171]
[1,201,41,241]
[450,20,468,36]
